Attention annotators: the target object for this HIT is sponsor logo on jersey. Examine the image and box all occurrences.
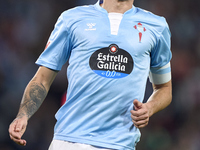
[134,23,146,43]
[89,44,134,79]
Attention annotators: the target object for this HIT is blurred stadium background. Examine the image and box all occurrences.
[1,0,200,149]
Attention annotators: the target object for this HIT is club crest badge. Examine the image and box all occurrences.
[134,23,146,43]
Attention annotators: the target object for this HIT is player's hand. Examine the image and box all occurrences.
[9,116,28,146]
[130,99,150,128]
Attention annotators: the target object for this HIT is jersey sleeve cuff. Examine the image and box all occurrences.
[149,62,171,84]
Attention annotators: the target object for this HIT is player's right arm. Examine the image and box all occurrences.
[9,66,58,146]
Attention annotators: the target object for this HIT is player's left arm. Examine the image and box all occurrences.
[131,18,172,128]
[131,80,172,128]
[147,80,172,116]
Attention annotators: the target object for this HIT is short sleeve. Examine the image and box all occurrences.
[150,20,172,68]
[35,12,71,71]
[149,19,172,84]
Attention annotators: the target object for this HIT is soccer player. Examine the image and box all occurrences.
[9,0,172,149]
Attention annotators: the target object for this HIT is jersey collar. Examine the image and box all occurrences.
[95,0,136,15]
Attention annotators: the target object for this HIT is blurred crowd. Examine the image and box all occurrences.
[0,0,200,150]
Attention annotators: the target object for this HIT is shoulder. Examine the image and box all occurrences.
[135,7,169,33]
[57,5,98,28]
[60,5,96,19]
[52,4,95,29]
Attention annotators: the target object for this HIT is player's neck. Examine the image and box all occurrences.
[100,0,134,14]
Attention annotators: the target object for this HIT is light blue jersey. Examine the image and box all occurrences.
[36,1,172,149]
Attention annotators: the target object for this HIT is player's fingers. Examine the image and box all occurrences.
[9,130,23,140]
[131,112,149,121]
[9,119,27,140]
[9,119,17,132]
[132,117,149,125]
[18,139,26,146]
[15,120,23,132]
[9,129,27,146]
[130,109,148,117]
[134,122,148,129]
[133,99,142,110]
[9,121,21,139]
[132,119,149,128]
[138,122,149,128]
[10,136,27,146]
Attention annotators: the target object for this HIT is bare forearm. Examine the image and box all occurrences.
[9,67,57,146]
[146,81,172,117]
[16,67,58,120]
[17,78,48,120]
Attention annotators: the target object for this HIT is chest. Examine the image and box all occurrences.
[69,15,156,57]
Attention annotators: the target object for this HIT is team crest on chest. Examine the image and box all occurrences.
[134,23,146,43]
